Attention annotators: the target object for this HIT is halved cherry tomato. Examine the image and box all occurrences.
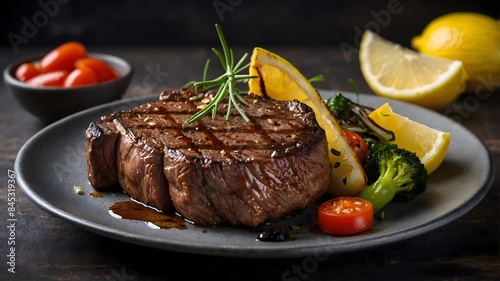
[75,57,118,83]
[343,130,369,163]
[15,62,40,82]
[318,197,374,235]
[64,67,98,87]
[39,42,87,73]
[25,71,69,87]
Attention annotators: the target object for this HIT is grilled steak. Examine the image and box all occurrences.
[85,88,330,226]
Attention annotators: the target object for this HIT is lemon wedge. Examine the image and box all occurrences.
[249,47,367,196]
[360,30,468,110]
[369,103,450,174]
[411,12,500,93]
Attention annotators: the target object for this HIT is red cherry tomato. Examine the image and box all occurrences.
[25,71,69,87]
[15,62,41,82]
[75,57,118,83]
[318,197,374,235]
[64,67,98,87]
[39,42,87,73]
[343,130,369,163]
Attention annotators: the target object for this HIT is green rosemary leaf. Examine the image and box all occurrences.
[229,90,249,121]
[185,24,255,124]
[309,74,325,84]
[216,24,231,68]
[234,89,249,105]
[234,53,249,72]
[203,59,210,82]
[212,48,226,70]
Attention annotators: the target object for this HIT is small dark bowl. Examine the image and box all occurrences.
[4,53,133,123]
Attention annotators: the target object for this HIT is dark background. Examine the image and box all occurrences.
[2,0,499,52]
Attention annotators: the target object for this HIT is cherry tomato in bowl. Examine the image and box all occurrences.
[25,70,69,87]
[318,197,374,235]
[15,62,40,82]
[39,41,87,73]
[4,52,132,122]
[75,57,118,83]
[64,67,98,87]
[14,42,120,88]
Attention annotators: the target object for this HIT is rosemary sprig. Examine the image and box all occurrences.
[308,74,325,84]
[182,24,257,124]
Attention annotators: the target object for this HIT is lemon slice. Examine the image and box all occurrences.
[369,102,450,174]
[360,30,468,110]
[249,47,367,196]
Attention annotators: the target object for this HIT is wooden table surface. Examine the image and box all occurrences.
[1,47,499,281]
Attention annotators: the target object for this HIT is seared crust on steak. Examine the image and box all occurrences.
[85,122,119,189]
[85,88,330,226]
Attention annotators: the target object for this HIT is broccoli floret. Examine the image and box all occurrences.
[357,143,428,213]
[326,93,352,121]
[325,93,395,149]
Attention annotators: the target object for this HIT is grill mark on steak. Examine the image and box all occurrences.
[86,88,331,227]
[109,110,308,152]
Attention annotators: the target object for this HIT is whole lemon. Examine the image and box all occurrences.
[412,12,500,93]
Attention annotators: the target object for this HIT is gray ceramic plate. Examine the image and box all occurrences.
[15,90,494,258]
